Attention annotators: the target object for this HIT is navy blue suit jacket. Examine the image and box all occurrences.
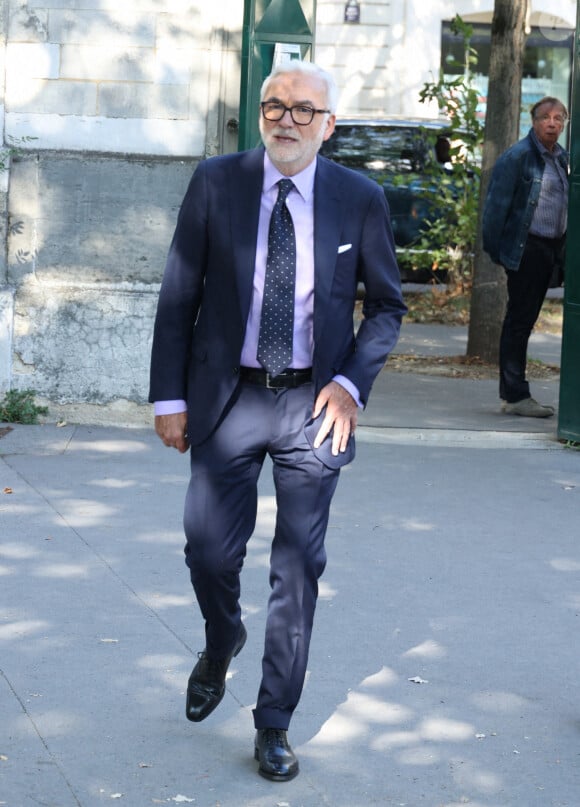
[149,147,406,447]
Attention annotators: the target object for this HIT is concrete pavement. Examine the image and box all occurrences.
[360,322,563,446]
[1,323,579,807]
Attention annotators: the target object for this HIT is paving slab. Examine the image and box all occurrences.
[360,323,562,443]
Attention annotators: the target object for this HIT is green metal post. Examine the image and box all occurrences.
[558,1,580,441]
[239,0,317,152]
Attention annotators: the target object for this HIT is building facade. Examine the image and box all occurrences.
[0,0,576,424]
[316,1,576,118]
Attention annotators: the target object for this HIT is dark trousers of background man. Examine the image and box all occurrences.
[500,233,565,404]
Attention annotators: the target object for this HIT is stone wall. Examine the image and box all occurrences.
[0,0,242,424]
[3,0,242,156]
[7,152,196,424]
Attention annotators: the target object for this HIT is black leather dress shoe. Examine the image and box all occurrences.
[254,728,299,781]
[185,623,247,722]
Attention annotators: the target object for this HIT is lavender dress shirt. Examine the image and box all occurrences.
[154,151,360,416]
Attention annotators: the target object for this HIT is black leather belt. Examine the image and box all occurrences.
[239,367,312,389]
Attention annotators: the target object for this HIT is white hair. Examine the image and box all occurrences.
[260,61,339,114]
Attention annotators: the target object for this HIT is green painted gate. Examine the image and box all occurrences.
[238,0,317,152]
[558,3,580,442]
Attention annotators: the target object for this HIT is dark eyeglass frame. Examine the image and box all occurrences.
[260,101,331,126]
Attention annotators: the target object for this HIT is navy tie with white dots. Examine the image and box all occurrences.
[257,178,296,377]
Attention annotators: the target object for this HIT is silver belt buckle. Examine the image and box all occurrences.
[265,372,276,389]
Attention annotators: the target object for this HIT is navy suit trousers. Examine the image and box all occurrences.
[183,380,340,730]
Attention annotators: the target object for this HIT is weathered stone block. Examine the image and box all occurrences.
[156,10,209,47]
[6,42,59,79]
[0,287,14,394]
[98,83,189,120]
[12,279,158,405]
[154,47,195,86]
[4,113,206,156]
[6,151,200,408]
[8,4,48,42]
[8,153,197,285]
[60,45,156,82]
[6,78,97,115]
[49,10,156,48]
[28,1,200,10]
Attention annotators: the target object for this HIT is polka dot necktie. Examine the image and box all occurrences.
[257,178,296,377]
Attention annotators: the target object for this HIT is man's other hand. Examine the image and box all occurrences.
[155,412,190,453]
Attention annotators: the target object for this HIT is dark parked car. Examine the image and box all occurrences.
[319,117,461,281]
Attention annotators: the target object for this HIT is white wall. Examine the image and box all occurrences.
[3,0,243,157]
[315,0,396,115]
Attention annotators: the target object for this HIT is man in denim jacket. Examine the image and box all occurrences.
[482,97,568,418]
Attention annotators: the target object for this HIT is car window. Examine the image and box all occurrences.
[321,125,432,173]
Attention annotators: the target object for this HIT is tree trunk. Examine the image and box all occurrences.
[467,0,529,362]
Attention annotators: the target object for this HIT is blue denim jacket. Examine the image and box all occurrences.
[482,130,568,271]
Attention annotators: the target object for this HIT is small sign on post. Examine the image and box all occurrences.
[344,0,360,24]
[273,43,302,67]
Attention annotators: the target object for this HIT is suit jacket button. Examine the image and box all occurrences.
[233,366,240,375]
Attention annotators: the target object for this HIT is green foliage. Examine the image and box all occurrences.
[0,135,37,172]
[0,389,48,424]
[404,14,485,292]
[397,249,447,285]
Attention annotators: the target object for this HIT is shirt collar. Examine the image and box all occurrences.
[530,127,563,158]
[263,151,316,201]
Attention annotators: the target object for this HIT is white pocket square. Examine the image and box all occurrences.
[337,243,352,254]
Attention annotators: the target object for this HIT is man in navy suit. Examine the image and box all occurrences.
[149,61,405,781]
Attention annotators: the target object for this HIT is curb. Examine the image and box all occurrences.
[356,426,564,450]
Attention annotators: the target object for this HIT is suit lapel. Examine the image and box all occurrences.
[229,148,265,321]
[313,158,346,343]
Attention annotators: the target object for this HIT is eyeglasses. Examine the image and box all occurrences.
[260,102,330,126]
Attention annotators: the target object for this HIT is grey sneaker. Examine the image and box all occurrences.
[502,397,555,418]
